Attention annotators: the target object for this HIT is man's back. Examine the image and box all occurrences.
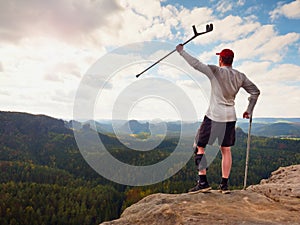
[178,50,260,122]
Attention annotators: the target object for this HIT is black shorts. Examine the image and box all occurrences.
[195,116,236,148]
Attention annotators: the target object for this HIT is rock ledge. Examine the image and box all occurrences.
[101,165,300,225]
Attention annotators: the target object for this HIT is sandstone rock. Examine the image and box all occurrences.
[248,165,300,210]
[101,165,300,225]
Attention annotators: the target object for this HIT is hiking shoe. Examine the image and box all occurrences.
[188,181,211,194]
[218,183,230,194]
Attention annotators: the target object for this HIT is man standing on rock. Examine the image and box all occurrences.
[176,44,260,194]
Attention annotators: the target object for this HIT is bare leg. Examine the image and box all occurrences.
[220,146,232,178]
[196,146,206,175]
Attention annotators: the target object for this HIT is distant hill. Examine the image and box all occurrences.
[73,119,199,136]
[253,122,300,137]
[248,118,300,123]
[0,111,70,135]
[119,120,150,134]
[237,119,300,137]
[3,111,298,139]
[80,118,300,138]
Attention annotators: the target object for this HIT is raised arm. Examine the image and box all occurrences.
[176,44,214,79]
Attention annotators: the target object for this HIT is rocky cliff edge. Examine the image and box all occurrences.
[101,165,300,225]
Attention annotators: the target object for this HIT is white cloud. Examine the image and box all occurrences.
[258,32,299,62]
[51,89,76,104]
[0,0,123,44]
[0,90,10,96]
[215,0,233,14]
[201,24,299,63]
[102,1,181,46]
[121,0,162,19]
[234,61,300,118]
[214,0,245,15]
[270,0,300,20]
[237,61,300,86]
[195,15,260,45]
[264,63,300,83]
[254,83,300,118]
[236,61,272,80]
[237,0,246,6]
[44,62,81,82]
[0,36,100,85]
[178,7,214,31]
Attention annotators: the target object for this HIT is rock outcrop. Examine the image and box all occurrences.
[248,165,300,208]
[101,165,300,225]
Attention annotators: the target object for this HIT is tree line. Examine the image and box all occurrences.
[1,112,300,224]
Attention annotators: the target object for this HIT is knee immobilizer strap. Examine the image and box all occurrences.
[194,154,207,171]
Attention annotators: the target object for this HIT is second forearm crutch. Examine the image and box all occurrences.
[243,115,253,190]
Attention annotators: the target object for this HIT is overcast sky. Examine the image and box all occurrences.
[1,0,300,121]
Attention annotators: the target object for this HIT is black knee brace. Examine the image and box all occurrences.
[194,154,207,171]
[193,145,198,154]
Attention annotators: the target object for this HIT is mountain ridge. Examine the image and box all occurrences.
[2,110,299,137]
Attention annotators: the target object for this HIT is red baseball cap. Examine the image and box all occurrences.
[216,49,234,57]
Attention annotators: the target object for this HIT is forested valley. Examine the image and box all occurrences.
[1,111,300,225]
